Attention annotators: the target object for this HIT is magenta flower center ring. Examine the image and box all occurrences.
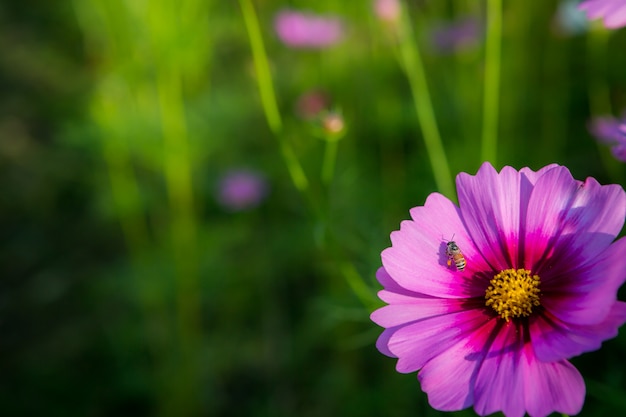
[485,268,541,322]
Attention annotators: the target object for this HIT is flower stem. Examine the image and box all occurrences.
[238,0,309,192]
[586,29,623,182]
[156,67,200,348]
[339,262,381,310]
[239,0,375,308]
[397,8,454,198]
[586,29,612,116]
[322,140,339,185]
[481,0,502,165]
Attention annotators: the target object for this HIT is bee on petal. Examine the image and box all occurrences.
[445,240,466,272]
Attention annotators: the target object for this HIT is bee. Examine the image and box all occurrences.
[445,239,466,272]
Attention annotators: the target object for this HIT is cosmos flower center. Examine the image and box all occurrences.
[484,268,541,321]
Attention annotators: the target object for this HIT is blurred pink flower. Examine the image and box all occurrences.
[578,0,626,29]
[217,169,268,211]
[295,90,331,120]
[274,10,344,49]
[374,0,401,23]
[588,112,626,162]
[429,17,482,53]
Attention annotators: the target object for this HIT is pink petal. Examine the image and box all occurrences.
[370,298,469,328]
[456,163,548,271]
[387,308,491,373]
[579,0,626,28]
[530,301,626,362]
[377,288,436,304]
[611,144,626,162]
[473,324,585,417]
[542,237,626,325]
[417,338,478,410]
[473,321,526,417]
[524,167,626,277]
[522,166,581,270]
[382,193,487,298]
[521,353,585,417]
[375,327,398,357]
[603,5,626,28]
[374,267,426,298]
[589,116,623,143]
[518,164,560,183]
[579,0,616,18]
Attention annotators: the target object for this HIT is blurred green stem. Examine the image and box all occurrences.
[587,29,611,115]
[586,29,623,182]
[96,96,150,262]
[481,0,502,165]
[75,0,150,270]
[398,7,454,198]
[155,60,202,417]
[339,262,380,310]
[239,0,309,192]
[77,0,209,415]
[239,0,374,308]
[157,68,200,342]
[322,140,339,185]
[147,2,203,414]
[104,152,146,251]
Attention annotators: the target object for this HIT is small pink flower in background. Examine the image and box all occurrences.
[428,17,482,53]
[274,10,344,49]
[578,0,626,29]
[217,169,268,211]
[374,0,401,23]
[295,90,331,120]
[321,111,345,136]
[371,162,626,416]
[589,112,626,161]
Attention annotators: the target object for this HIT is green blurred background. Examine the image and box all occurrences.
[2,0,626,416]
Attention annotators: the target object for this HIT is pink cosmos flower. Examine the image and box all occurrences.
[428,17,482,53]
[274,10,344,49]
[374,0,401,23]
[295,89,330,120]
[371,162,626,417]
[217,169,268,211]
[588,112,626,162]
[578,0,626,29]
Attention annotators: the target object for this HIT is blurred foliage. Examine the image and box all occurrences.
[1,0,626,416]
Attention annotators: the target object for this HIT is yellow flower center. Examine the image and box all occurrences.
[485,269,541,322]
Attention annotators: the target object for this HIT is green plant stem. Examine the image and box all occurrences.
[398,9,454,198]
[587,29,612,116]
[157,68,200,334]
[95,95,150,260]
[239,0,375,308]
[586,29,624,183]
[238,0,309,192]
[146,2,207,366]
[339,261,380,310]
[322,140,339,185]
[155,59,201,417]
[481,0,502,165]
[75,0,148,262]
